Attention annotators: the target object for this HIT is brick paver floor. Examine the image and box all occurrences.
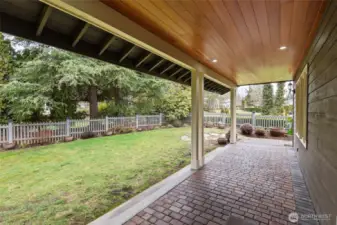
[125,139,316,225]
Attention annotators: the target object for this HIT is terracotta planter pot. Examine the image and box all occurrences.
[64,136,74,142]
[3,142,16,150]
[104,131,113,136]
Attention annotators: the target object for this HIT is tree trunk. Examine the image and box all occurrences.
[112,86,122,105]
[88,86,98,118]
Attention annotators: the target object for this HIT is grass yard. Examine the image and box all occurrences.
[0,127,223,225]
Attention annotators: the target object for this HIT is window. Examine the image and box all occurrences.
[295,65,308,147]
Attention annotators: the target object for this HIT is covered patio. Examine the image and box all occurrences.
[1,0,336,224]
[91,139,316,225]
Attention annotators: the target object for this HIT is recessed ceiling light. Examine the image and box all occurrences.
[279,46,287,50]
[212,59,218,63]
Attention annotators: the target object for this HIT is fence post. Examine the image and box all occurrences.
[159,113,163,126]
[66,118,70,137]
[105,116,109,132]
[136,114,139,129]
[7,120,13,144]
[252,112,256,127]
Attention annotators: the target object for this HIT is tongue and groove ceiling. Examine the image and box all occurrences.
[102,0,326,85]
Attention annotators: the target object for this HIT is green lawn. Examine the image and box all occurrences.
[0,127,223,225]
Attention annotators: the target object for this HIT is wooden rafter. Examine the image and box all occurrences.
[169,67,183,78]
[72,23,90,47]
[136,52,152,68]
[119,45,136,63]
[36,5,52,36]
[149,58,165,72]
[177,71,190,80]
[160,63,175,75]
[99,35,115,56]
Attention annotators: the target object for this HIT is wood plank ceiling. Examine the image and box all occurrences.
[101,0,326,85]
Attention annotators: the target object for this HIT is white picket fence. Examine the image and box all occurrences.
[202,113,290,129]
[0,114,163,146]
[0,113,290,147]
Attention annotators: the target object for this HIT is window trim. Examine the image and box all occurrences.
[295,65,308,149]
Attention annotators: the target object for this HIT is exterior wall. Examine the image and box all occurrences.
[294,2,337,225]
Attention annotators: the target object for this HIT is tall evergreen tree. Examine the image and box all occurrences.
[0,33,15,122]
[274,82,285,114]
[262,84,273,115]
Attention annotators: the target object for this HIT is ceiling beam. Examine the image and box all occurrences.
[177,71,190,80]
[119,45,136,63]
[160,63,175,75]
[36,5,52,36]
[169,67,183,78]
[72,23,90,47]
[149,58,165,72]
[99,35,115,55]
[136,52,152,68]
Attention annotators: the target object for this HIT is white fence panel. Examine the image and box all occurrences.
[138,115,161,127]
[12,122,66,145]
[195,113,290,129]
[0,125,8,144]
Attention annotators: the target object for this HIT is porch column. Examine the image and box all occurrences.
[230,88,237,144]
[191,70,204,170]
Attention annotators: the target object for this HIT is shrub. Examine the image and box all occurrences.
[217,137,227,145]
[122,127,135,133]
[81,131,95,139]
[270,128,285,137]
[217,122,225,129]
[255,128,265,136]
[205,121,214,128]
[167,124,174,128]
[240,123,253,135]
[172,120,182,127]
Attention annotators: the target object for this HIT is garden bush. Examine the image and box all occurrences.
[255,128,265,136]
[217,137,227,145]
[217,122,225,129]
[205,121,214,128]
[240,123,253,135]
[270,128,285,137]
[81,131,95,139]
[171,120,183,127]
[122,127,135,133]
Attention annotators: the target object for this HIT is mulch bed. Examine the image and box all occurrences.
[239,131,293,141]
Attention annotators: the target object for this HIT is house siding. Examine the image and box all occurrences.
[294,2,337,225]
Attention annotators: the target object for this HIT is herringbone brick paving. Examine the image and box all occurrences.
[125,140,316,225]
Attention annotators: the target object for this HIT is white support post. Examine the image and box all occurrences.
[230,88,237,144]
[7,120,13,144]
[252,112,256,128]
[159,113,163,126]
[136,114,139,129]
[66,118,70,137]
[191,70,204,170]
[105,116,109,132]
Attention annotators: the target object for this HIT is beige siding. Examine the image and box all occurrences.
[294,2,337,225]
